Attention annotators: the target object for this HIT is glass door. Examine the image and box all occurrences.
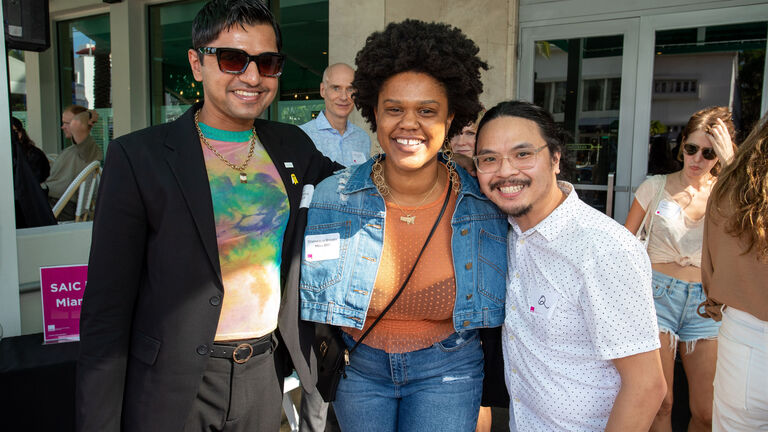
[519,19,640,222]
[632,7,768,195]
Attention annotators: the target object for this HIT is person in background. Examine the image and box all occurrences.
[10,121,56,228]
[43,105,102,221]
[625,107,736,432]
[477,100,665,431]
[300,19,508,431]
[300,63,372,167]
[449,110,483,158]
[700,113,768,431]
[11,117,49,183]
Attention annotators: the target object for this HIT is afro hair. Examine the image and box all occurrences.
[353,19,488,140]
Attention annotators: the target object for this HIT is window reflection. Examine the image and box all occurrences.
[648,22,766,175]
[57,14,112,153]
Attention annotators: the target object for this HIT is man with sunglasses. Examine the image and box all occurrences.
[299,63,371,168]
[474,101,666,431]
[77,2,340,431]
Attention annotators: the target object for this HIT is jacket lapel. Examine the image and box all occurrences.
[164,105,223,286]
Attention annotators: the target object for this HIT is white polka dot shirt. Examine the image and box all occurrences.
[503,182,660,431]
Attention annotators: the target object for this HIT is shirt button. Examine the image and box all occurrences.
[463,320,470,327]
[514,273,520,279]
[465,262,472,270]
[511,306,516,311]
[512,368,517,374]
[196,345,209,355]
[514,397,520,403]
[209,296,221,306]
[461,228,468,236]
[466,294,473,300]
[508,334,515,340]
[519,238,525,244]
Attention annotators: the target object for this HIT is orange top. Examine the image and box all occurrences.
[344,175,458,353]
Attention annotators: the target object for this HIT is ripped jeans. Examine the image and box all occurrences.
[652,270,721,355]
[333,330,483,432]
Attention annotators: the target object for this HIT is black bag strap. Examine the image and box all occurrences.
[349,183,452,354]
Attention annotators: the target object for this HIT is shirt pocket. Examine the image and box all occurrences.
[300,221,351,292]
[477,229,506,306]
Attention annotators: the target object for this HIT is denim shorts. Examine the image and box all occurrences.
[332,330,484,432]
[652,270,721,351]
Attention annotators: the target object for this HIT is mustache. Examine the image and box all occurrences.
[489,178,531,190]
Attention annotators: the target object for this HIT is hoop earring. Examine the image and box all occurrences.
[442,137,460,194]
[371,153,390,197]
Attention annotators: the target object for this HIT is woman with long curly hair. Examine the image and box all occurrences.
[625,106,737,431]
[299,20,508,431]
[699,114,768,431]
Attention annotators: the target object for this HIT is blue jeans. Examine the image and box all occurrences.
[332,330,484,432]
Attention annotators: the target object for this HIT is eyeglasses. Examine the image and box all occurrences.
[472,144,549,173]
[198,47,285,77]
[682,143,717,160]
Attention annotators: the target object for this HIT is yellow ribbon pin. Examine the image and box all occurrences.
[291,173,298,184]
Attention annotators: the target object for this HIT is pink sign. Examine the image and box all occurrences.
[39,264,88,344]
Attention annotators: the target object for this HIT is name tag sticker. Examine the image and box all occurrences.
[284,162,294,168]
[655,199,681,219]
[351,151,366,165]
[528,287,560,319]
[305,233,340,262]
[300,184,314,209]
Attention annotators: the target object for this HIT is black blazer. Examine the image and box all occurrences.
[76,103,340,432]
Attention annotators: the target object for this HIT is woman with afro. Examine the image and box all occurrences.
[299,20,508,431]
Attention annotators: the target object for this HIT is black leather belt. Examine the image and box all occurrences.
[210,334,274,364]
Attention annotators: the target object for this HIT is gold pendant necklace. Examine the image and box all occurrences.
[194,110,257,184]
[372,157,441,224]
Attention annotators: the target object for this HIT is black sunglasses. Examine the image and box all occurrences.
[682,143,717,160]
[198,47,285,77]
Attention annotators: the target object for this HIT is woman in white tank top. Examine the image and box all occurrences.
[625,107,736,432]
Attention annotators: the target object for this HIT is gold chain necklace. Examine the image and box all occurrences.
[372,157,441,224]
[194,110,257,184]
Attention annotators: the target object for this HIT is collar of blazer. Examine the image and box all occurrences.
[162,102,302,289]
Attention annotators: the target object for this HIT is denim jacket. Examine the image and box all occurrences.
[299,155,508,332]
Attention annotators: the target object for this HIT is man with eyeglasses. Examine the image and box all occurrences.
[76,2,340,431]
[300,63,371,168]
[474,101,666,431]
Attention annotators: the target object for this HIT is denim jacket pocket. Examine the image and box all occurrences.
[301,221,351,292]
[477,229,507,305]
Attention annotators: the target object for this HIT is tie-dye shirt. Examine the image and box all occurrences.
[199,122,289,341]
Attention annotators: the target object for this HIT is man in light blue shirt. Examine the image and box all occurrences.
[300,63,371,167]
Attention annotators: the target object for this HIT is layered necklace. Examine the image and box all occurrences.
[372,157,441,224]
[194,110,257,184]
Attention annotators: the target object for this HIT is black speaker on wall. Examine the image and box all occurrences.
[3,0,50,52]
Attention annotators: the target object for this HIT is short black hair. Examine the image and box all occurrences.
[191,0,281,51]
[353,19,488,140]
[477,100,566,159]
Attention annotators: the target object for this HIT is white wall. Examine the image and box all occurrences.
[0,4,21,338]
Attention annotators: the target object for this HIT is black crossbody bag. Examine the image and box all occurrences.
[313,184,452,402]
